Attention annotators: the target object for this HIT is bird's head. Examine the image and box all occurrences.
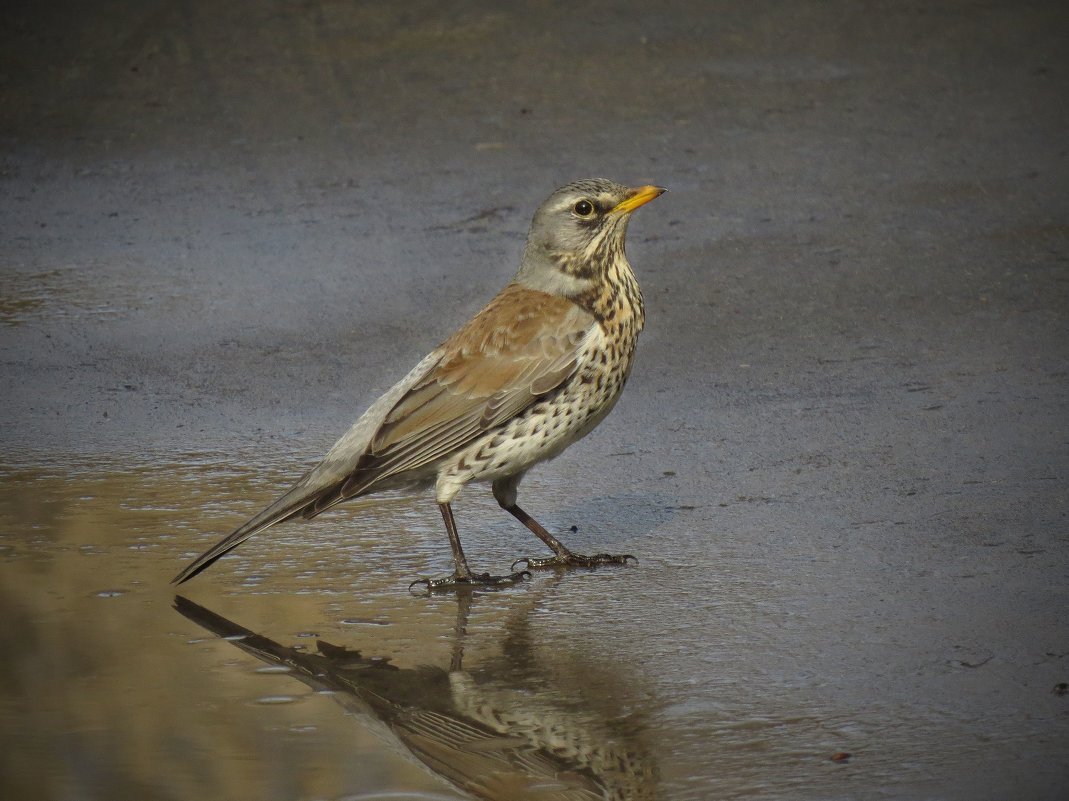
[515,178,665,297]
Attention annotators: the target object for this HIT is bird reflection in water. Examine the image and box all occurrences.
[174,593,658,801]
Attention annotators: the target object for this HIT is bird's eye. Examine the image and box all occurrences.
[573,199,595,217]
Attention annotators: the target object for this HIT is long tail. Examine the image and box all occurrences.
[171,349,448,585]
[171,489,314,585]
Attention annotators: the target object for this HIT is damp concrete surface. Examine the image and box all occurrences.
[1,2,1067,800]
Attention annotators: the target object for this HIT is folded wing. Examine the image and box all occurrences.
[308,284,594,513]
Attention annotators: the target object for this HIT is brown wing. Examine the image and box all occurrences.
[305,284,594,514]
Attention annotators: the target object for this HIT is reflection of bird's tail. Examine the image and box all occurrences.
[173,595,253,637]
[172,595,313,678]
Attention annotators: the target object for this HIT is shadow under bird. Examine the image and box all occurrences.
[172,178,665,589]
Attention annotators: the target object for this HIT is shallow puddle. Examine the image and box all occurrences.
[0,453,1064,800]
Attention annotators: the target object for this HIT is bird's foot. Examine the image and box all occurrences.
[511,552,637,571]
[409,569,531,593]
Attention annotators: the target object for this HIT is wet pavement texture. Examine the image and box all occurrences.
[2,1,1068,799]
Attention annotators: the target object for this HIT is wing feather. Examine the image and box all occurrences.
[333,284,593,501]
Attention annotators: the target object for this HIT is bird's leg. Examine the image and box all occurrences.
[441,501,475,580]
[410,503,530,591]
[503,503,636,570]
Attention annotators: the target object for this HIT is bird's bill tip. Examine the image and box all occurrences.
[611,184,667,214]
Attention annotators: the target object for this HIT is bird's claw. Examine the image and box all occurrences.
[409,570,531,593]
[511,552,637,571]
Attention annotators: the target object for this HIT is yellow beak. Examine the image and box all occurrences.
[611,185,667,214]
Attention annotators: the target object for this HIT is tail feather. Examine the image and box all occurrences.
[171,490,318,585]
[172,444,384,585]
[171,348,447,585]
[171,453,359,585]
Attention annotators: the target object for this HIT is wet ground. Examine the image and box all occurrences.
[2,1,1068,799]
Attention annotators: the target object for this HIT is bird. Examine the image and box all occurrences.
[172,178,665,589]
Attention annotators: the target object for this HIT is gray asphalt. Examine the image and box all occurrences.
[2,2,1067,799]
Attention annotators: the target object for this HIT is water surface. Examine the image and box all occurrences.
[1,454,1065,800]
